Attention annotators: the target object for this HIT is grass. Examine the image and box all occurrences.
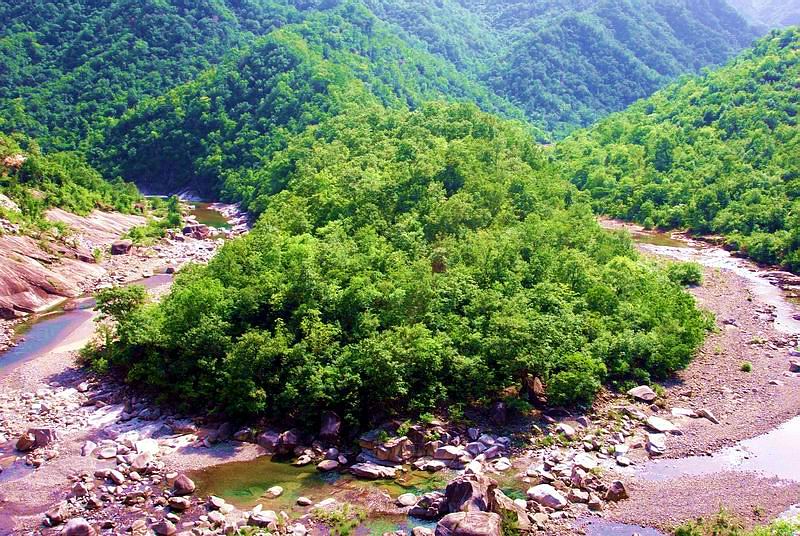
[740,361,753,373]
[675,510,799,536]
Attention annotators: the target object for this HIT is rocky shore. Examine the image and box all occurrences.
[2,218,800,535]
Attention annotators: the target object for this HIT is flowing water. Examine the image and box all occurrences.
[0,273,173,375]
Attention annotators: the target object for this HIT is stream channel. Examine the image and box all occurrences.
[1,220,799,534]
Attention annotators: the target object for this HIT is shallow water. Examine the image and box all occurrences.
[638,415,800,482]
[577,518,666,536]
[190,202,231,229]
[191,456,444,531]
[0,273,173,374]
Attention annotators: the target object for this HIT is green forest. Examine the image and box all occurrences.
[92,103,710,425]
[0,0,757,149]
[556,28,800,268]
[0,0,796,426]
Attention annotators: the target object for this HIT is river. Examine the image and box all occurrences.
[2,217,798,534]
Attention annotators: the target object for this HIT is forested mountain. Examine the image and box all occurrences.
[89,8,530,200]
[555,28,800,268]
[0,0,520,151]
[363,0,760,134]
[0,0,760,148]
[91,102,709,425]
[728,0,800,27]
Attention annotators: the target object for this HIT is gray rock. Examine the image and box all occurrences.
[317,459,339,472]
[647,433,667,455]
[646,416,677,433]
[350,462,397,479]
[627,385,657,402]
[697,408,720,424]
[398,493,418,507]
[64,518,96,536]
[435,512,502,536]
[527,484,567,510]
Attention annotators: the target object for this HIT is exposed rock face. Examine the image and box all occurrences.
[0,208,144,316]
[435,512,502,536]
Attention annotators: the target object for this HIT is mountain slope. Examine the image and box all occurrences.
[90,9,533,202]
[362,0,760,135]
[555,28,800,268]
[0,0,519,150]
[728,0,800,27]
[0,0,760,147]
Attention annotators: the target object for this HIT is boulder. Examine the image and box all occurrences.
[444,473,497,514]
[249,510,278,528]
[697,408,720,424]
[397,493,418,507]
[646,416,677,433]
[491,488,530,531]
[527,484,567,510]
[277,430,300,454]
[317,459,339,472]
[435,512,502,536]
[790,360,800,373]
[573,453,597,471]
[257,430,280,453]
[605,480,629,502]
[434,445,466,460]
[15,432,36,452]
[152,519,177,536]
[172,474,196,496]
[555,423,576,438]
[168,497,190,511]
[111,240,133,255]
[627,385,657,402]
[350,462,397,479]
[29,427,59,449]
[376,436,414,463]
[64,518,96,536]
[320,411,341,441]
[410,492,447,520]
[182,224,211,240]
[647,433,667,455]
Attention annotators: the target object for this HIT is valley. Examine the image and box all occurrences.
[0,2,798,535]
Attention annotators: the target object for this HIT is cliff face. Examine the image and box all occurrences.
[0,209,145,318]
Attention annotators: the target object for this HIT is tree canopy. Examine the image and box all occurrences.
[555,28,800,269]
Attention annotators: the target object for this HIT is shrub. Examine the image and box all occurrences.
[666,262,703,286]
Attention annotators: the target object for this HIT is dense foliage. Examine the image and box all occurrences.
[363,0,759,135]
[0,131,139,223]
[90,13,528,201]
[728,0,800,28]
[555,28,800,269]
[91,103,710,426]
[0,0,759,150]
[0,0,520,151]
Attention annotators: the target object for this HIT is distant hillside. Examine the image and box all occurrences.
[364,0,760,135]
[556,28,800,269]
[0,0,760,147]
[727,0,800,27]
